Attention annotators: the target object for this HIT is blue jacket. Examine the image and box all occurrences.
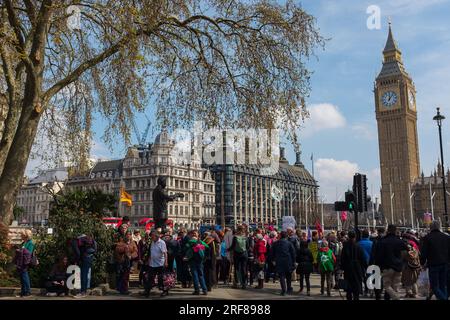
[358,238,373,265]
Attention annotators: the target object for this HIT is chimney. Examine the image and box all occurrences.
[280,147,285,160]
[295,151,301,165]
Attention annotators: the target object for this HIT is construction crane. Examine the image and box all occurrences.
[131,115,152,149]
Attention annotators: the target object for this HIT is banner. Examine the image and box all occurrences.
[282,216,296,231]
[423,212,432,224]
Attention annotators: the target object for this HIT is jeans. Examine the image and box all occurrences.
[80,258,92,294]
[279,271,292,294]
[429,264,448,300]
[382,269,402,300]
[190,262,207,292]
[234,254,248,288]
[20,271,31,296]
[320,271,333,294]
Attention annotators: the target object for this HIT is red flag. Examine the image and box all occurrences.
[315,220,323,236]
[340,211,348,222]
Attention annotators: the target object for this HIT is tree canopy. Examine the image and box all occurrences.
[0,0,324,224]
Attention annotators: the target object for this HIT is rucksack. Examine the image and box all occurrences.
[234,236,247,254]
[30,250,39,268]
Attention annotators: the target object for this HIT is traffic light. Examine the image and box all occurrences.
[353,173,368,213]
[345,191,356,212]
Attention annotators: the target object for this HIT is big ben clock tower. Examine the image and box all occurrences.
[375,23,420,225]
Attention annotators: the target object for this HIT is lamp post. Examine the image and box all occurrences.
[433,107,449,231]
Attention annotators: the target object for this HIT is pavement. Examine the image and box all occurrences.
[0,273,428,300]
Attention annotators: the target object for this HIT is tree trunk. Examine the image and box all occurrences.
[0,100,21,175]
[0,91,41,225]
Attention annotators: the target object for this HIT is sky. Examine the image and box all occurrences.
[26,0,450,205]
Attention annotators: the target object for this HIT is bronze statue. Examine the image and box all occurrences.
[152,176,184,230]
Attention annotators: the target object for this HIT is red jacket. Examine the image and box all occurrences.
[254,239,267,263]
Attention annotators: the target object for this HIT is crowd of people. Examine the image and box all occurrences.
[13,216,450,300]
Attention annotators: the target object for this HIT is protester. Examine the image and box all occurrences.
[203,231,219,291]
[247,231,256,287]
[420,220,450,300]
[254,233,267,289]
[185,229,209,295]
[402,242,421,298]
[145,230,169,297]
[374,225,408,300]
[341,230,366,300]
[271,231,296,296]
[73,233,97,298]
[176,228,192,288]
[308,231,320,273]
[370,227,386,300]
[265,231,278,283]
[14,229,35,298]
[296,240,313,296]
[326,231,342,290]
[358,229,373,296]
[114,235,132,295]
[230,225,249,289]
[45,256,70,297]
[138,231,151,286]
[317,240,336,297]
[163,229,180,272]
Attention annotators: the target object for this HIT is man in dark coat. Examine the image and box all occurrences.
[420,220,450,300]
[341,230,367,300]
[370,227,386,300]
[152,176,183,230]
[272,231,296,295]
[374,225,408,300]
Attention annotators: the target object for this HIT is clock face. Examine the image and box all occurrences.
[408,89,415,110]
[382,91,398,107]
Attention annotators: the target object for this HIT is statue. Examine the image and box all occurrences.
[152,176,184,230]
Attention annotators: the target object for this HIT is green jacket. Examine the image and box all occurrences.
[23,239,35,254]
[185,239,209,264]
[317,247,335,272]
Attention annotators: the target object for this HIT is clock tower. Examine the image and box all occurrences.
[375,23,420,225]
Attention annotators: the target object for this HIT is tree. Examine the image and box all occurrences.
[30,188,116,287]
[12,205,25,221]
[0,1,325,224]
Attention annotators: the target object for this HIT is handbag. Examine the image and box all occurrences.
[337,273,348,291]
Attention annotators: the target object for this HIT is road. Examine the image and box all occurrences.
[0,273,424,300]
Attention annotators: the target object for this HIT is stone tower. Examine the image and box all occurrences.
[374,23,420,225]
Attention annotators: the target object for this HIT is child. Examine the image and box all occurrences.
[317,240,336,297]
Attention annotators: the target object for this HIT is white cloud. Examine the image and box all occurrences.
[315,158,381,202]
[302,103,346,136]
[315,158,359,201]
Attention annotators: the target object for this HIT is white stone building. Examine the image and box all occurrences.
[16,167,68,225]
[121,131,215,229]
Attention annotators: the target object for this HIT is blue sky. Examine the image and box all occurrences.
[27,0,450,204]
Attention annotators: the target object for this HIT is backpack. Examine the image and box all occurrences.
[30,250,39,268]
[234,236,247,254]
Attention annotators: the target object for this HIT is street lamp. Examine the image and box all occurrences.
[433,107,449,231]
